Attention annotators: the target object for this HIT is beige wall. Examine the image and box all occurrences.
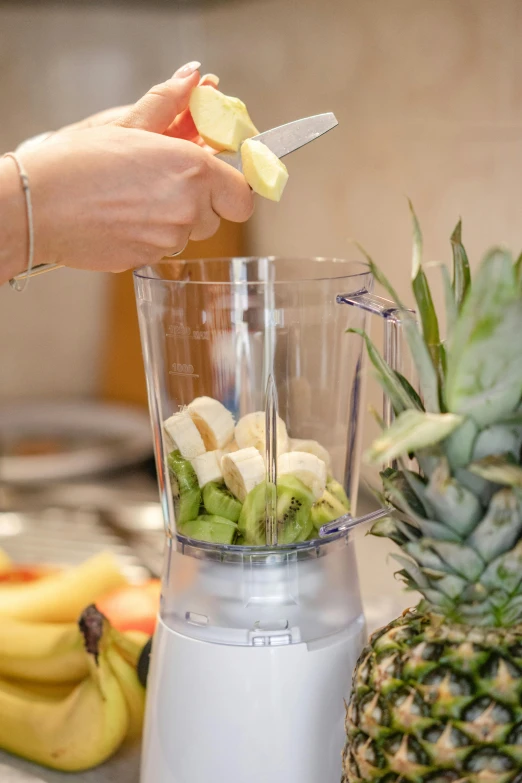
[1,0,521,401]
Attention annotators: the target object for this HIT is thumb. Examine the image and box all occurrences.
[114,62,201,134]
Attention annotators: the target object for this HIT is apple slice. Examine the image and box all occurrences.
[189,85,258,152]
[241,139,289,202]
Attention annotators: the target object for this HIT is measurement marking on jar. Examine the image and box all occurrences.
[169,363,199,378]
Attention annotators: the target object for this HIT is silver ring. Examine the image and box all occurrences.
[168,239,189,258]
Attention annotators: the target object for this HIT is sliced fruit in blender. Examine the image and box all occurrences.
[190,450,223,488]
[241,139,289,202]
[189,85,258,152]
[179,516,238,545]
[187,396,235,450]
[167,450,202,524]
[238,476,314,546]
[164,411,206,460]
[278,451,327,500]
[221,446,265,502]
[234,411,289,456]
[310,490,348,530]
[202,482,242,522]
[288,438,332,470]
[326,478,350,510]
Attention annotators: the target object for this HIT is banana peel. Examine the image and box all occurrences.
[0,605,132,771]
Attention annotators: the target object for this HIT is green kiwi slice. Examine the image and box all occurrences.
[326,479,350,510]
[179,515,238,545]
[238,476,314,546]
[203,482,242,522]
[310,490,348,530]
[167,450,201,525]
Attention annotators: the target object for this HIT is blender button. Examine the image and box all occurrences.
[252,636,267,646]
[185,611,209,627]
[269,634,292,646]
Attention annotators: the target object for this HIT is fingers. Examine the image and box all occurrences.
[209,155,255,223]
[189,209,221,242]
[165,72,220,142]
[115,61,201,134]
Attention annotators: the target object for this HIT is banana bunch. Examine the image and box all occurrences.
[0,605,147,771]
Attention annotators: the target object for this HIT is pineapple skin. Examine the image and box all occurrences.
[343,609,522,783]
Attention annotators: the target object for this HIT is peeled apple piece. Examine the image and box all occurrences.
[189,85,258,152]
[241,139,289,202]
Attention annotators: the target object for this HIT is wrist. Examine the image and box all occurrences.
[0,156,28,285]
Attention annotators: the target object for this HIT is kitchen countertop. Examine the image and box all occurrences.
[0,746,141,782]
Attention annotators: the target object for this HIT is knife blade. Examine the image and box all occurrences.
[215,112,338,172]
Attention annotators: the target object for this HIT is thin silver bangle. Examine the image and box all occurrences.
[3,151,35,292]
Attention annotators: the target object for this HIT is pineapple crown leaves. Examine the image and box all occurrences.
[355,207,522,626]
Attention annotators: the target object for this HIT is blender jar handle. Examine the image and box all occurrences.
[337,291,406,428]
[318,291,412,538]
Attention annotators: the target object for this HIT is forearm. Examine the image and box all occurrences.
[0,156,28,285]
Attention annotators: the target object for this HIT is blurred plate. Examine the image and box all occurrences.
[0,401,153,484]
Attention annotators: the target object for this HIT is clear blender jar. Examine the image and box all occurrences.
[134,257,396,783]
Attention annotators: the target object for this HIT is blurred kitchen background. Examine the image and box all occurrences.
[1,0,521,628]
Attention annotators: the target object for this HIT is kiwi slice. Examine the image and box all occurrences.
[311,490,348,530]
[179,515,238,545]
[203,482,242,522]
[326,479,350,510]
[167,450,201,525]
[238,476,314,546]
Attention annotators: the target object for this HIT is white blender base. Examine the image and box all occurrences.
[141,614,365,783]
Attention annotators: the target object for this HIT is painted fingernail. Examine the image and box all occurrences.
[173,61,201,79]
[199,73,220,87]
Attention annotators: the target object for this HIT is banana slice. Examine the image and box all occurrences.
[288,438,332,470]
[191,450,223,488]
[235,412,289,457]
[188,397,235,450]
[278,451,327,500]
[222,447,265,502]
[164,411,206,460]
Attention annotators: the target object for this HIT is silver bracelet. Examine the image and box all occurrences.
[3,151,35,292]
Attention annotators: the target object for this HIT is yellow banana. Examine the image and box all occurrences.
[0,606,129,771]
[0,552,127,622]
[0,617,86,683]
[107,646,146,742]
[0,677,76,702]
[111,627,149,668]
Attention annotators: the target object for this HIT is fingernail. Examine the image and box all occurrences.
[199,73,220,87]
[173,61,201,79]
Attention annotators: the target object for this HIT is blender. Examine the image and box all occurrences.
[134,257,401,783]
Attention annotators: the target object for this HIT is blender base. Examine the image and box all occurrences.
[141,614,366,783]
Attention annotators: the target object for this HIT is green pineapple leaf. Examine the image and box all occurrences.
[424,457,483,537]
[394,371,425,411]
[450,218,471,309]
[445,248,522,427]
[425,260,459,338]
[469,488,522,562]
[354,239,441,411]
[409,201,441,369]
[347,328,422,414]
[365,409,463,466]
[468,455,522,488]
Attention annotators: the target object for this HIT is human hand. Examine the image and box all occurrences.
[56,69,220,148]
[13,66,253,274]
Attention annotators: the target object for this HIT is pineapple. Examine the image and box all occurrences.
[343,208,522,783]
